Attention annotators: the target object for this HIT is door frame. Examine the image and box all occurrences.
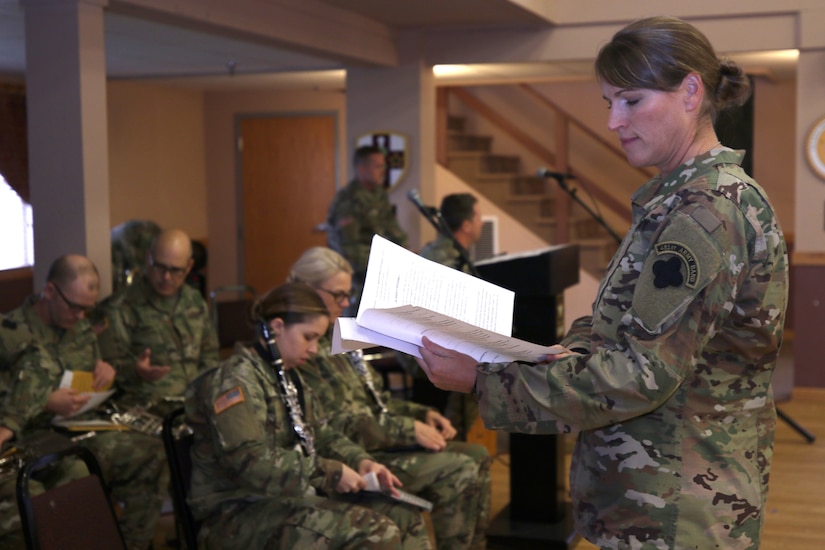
[233,110,340,286]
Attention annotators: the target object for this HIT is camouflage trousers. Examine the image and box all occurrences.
[82,430,167,550]
[0,456,89,549]
[199,493,431,549]
[374,441,491,550]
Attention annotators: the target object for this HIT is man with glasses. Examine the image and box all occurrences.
[0,254,167,550]
[97,228,218,417]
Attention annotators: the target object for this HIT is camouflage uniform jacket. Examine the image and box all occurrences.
[326,179,408,283]
[184,344,374,521]
[302,334,433,451]
[97,277,219,409]
[420,235,472,274]
[0,297,101,436]
[476,148,788,549]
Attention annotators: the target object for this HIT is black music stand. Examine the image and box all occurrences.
[476,244,580,549]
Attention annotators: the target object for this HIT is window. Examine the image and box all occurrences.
[0,174,34,270]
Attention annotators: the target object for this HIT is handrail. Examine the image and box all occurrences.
[519,84,656,180]
[450,87,557,168]
[450,86,631,224]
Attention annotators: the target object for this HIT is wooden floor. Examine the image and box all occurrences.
[153,387,825,549]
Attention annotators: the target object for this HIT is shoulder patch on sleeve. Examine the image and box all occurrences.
[214,386,246,414]
[633,209,724,333]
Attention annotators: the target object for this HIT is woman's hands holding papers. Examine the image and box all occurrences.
[417,336,576,394]
[416,336,479,393]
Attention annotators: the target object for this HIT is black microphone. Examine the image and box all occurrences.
[536,168,575,179]
[407,189,437,214]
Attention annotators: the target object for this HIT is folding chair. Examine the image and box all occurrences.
[162,408,201,550]
[16,444,126,550]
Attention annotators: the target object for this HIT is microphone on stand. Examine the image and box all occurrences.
[536,168,576,179]
[406,189,438,215]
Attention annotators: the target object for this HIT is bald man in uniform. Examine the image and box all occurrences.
[98,228,219,416]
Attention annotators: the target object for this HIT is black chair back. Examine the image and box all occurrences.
[16,444,126,550]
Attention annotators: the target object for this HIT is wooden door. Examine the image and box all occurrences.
[239,114,336,294]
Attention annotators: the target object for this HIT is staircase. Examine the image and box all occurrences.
[444,115,618,278]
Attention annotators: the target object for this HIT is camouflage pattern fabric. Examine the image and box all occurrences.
[0,300,167,550]
[326,179,408,288]
[419,235,479,438]
[475,148,788,549]
[185,344,430,549]
[419,234,472,274]
[97,277,219,415]
[110,219,162,293]
[0,476,29,550]
[304,335,491,549]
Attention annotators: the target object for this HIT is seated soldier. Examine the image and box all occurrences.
[416,193,485,439]
[289,247,491,550]
[185,282,430,549]
[0,254,166,550]
[110,219,162,293]
[97,228,219,417]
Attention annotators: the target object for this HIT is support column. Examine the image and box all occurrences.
[22,0,112,295]
[345,31,436,252]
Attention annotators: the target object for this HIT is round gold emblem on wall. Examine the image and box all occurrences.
[806,115,825,180]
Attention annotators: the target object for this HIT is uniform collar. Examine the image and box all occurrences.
[631,147,746,210]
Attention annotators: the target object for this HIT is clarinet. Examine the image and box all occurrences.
[348,350,388,415]
[260,322,316,457]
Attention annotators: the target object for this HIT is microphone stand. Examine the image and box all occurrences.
[409,195,480,277]
[545,174,622,245]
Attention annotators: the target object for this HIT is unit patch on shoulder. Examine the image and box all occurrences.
[653,241,699,288]
[214,386,245,414]
[633,208,724,333]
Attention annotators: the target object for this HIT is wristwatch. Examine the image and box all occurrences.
[805,114,825,181]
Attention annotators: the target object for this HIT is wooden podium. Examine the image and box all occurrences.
[475,244,580,549]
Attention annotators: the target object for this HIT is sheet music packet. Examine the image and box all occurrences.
[51,370,119,430]
[332,235,564,362]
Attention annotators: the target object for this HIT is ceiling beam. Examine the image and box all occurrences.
[109,0,399,67]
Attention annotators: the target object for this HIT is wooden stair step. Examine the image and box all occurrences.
[506,193,548,203]
[448,134,493,153]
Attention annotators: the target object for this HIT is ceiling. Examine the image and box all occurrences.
[0,0,797,91]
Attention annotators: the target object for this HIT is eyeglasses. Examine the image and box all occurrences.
[149,257,189,278]
[316,287,354,306]
[52,284,96,316]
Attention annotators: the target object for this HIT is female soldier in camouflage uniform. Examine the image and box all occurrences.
[289,247,490,550]
[185,283,430,549]
[417,16,788,550]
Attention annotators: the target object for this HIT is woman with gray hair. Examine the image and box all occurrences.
[290,247,492,550]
